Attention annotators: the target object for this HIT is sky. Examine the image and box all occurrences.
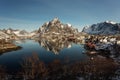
[0,0,120,32]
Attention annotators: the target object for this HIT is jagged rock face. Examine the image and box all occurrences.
[39,18,78,34]
[82,21,120,35]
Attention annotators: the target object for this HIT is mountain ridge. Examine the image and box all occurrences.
[82,21,120,35]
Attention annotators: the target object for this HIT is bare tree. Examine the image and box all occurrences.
[21,53,47,80]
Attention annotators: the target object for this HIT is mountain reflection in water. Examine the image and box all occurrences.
[38,39,73,55]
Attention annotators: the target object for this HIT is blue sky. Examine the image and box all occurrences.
[0,0,120,31]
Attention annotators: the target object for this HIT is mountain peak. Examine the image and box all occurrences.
[105,20,117,24]
[39,18,78,34]
[53,17,59,21]
[67,23,72,27]
[51,17,60,23]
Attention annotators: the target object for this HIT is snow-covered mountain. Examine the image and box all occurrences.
[0,30,10,39]
[13,30,29,37]
[82,21,120,35]
[0,28,38,40]
[38,17,78,34]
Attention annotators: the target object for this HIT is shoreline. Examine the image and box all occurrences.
[0,45,22,54]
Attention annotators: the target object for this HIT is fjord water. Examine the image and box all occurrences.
[0,40,88,72]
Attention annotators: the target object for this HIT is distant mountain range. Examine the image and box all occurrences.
[82,21,120,35]
[0,28,38,40]
[1,18,120,40]
[39,18,120,35]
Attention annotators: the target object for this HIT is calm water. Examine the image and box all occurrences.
[0,40,88,72]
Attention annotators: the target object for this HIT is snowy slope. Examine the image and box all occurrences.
[13,30,29,37]
[82,21,120,35]
[0,28,39,40]
[0,31,10,39]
